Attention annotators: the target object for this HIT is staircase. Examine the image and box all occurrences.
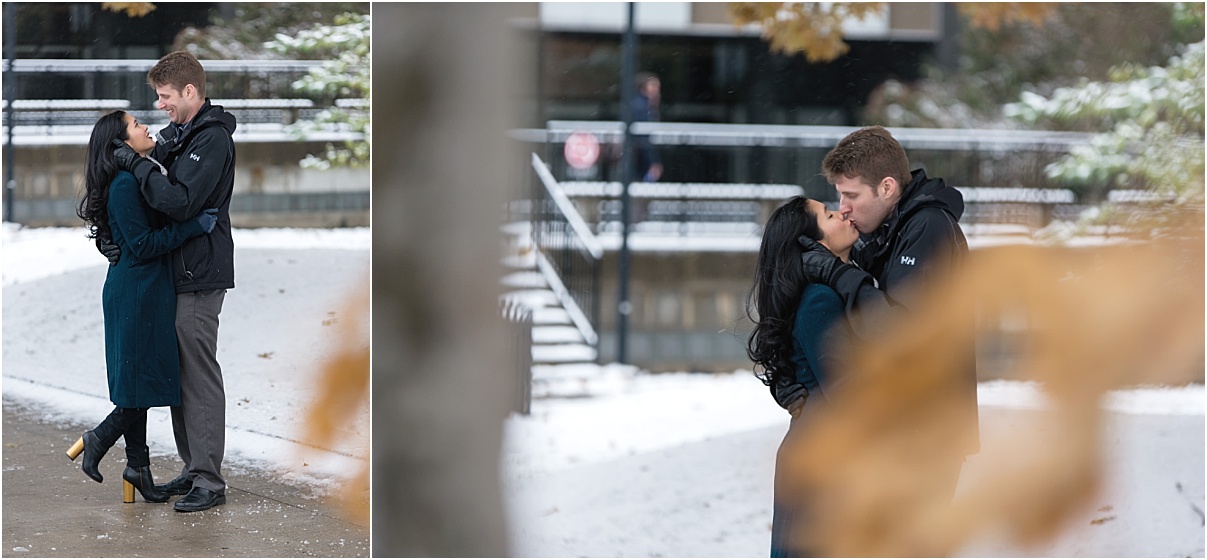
[500,220,602,399]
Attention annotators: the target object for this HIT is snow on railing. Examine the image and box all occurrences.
[529,153,601,349]
[534,250,598,347]
[510,121,1096,152]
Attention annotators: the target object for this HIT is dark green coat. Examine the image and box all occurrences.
[103,171,204,408]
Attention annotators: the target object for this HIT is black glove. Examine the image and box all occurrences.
[95,235,121,265]
[196,208,219,234]
[111,138,151,174]
[771,374,807,415]
[799,235,853,286]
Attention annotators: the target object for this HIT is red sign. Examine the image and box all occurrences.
[564,131,600,170]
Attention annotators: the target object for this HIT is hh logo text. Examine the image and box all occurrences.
[189,153,201,162]
[900,256,916,266]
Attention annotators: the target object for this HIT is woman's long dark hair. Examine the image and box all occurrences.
[77,110,130,241]
[746,196,824,387]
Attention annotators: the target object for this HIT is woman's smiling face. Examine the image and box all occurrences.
[122,113,156,155]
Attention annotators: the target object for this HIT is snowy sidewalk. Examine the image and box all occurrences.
[502,372,1205,557]
[3,402,369,557]
[2,225,369,556]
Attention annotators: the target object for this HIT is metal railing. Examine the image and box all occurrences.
[500,298,534,415]
[510,121,1102,231]
[514,120,1097,152]
[529,153,601,349]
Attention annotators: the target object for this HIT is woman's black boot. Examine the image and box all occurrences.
[66,430,110,483]
[122,465,169,503]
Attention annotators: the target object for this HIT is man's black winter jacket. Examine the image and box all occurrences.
[831,169,981,455]
[131,99,237,293]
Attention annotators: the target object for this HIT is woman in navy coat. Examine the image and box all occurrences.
[68,110,217,503]
[746,196,861,556]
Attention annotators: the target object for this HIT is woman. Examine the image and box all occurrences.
[68,110,217,503]
[746,196,860,557]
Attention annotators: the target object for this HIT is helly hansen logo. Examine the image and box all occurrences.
[901,256,916,266]
[189,153,201,162]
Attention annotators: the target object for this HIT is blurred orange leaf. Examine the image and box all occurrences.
[729,2,1058,62]
[958,3,1058,32]
[100,2,156,18]
[728,2,885,63]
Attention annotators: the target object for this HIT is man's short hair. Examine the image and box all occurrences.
[821,125,910,190]
[147,51,207,99]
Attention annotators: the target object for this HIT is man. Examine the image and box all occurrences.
[631,72,662,182]
[108,50,237,513]
[797,125,980,497]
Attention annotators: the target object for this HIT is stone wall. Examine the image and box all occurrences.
[6,141,369,227]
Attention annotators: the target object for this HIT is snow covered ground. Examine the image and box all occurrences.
[5,223,1203,556]
[2,223,370,494]
[502,369,1204,557]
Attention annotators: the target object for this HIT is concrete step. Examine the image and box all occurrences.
[501,220,531,238]
[501,270,548,289]
[532,343,597,364]
[532,325,586,344]
[502,251,537,270]
[532,307,573,325]
[501,289,559,309]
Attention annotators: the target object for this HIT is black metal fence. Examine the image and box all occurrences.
[527,154,602,349]
[500,299,533,415]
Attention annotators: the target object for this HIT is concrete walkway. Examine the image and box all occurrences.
[2,401,368,558]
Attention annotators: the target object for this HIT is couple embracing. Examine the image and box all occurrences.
[69,51,236,513]
[748,126,981,556]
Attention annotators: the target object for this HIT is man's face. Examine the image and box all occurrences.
[835,175,896,234]
[155,83,200,125]
[642,79,660,103]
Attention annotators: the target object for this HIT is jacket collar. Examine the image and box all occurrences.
[865,168,963,252]
[157,99,236,151]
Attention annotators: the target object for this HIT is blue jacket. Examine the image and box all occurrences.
[630,93,660,176]
[790,283,853,403]
[103,171,206,407]
[770,282,854,412]
[770,283,852,558]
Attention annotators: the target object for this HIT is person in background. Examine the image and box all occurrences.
[632,71,663,182]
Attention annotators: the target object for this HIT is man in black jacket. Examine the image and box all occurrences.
[798,125,979,498]
[110,51,236,512]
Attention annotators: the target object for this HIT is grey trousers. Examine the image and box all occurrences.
[172,288,227,494]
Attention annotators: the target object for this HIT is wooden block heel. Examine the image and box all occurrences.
[66,437,84,460]
[123,480,135,503]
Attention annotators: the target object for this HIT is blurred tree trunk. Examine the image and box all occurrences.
[371,4,527,556]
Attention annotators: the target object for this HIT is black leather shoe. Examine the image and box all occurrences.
[154,474,192,496]
[173,487,226,512]
[80,431,109,483]
[123,466,170,503]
